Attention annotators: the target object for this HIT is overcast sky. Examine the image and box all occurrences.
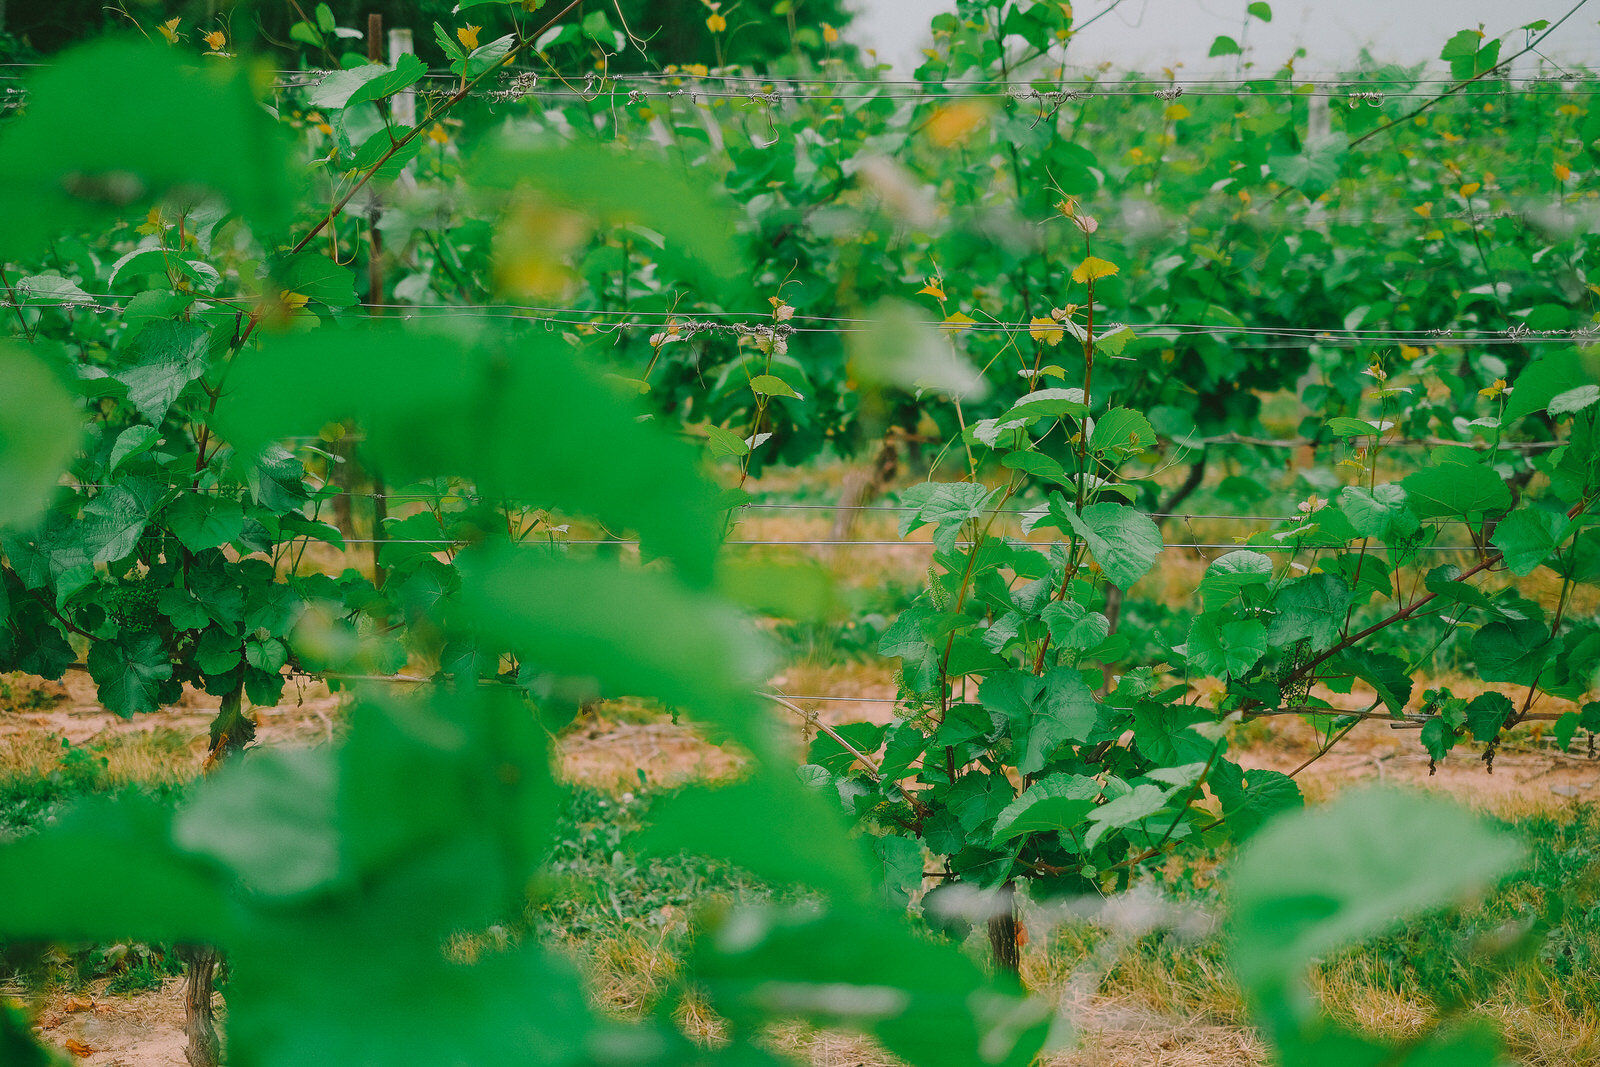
[848,0,1600,74]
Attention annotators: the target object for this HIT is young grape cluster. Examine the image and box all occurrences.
[105,579,162,636]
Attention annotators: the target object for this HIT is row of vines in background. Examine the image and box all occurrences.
[0,0,1594,1065]
[1,0,857,68]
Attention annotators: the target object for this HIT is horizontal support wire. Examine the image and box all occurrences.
[6,296,1594,349]
[292,67,1600,98]
[6,67,1597,113]
[57,487,1515,524]
[307,681,1570,726]
[8,59,1600,82]
[142,535,1488,552]
[456,87,1599,102]
[6,64,1595,86]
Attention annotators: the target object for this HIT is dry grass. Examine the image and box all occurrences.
[673,988,727,1047]
[1055,1015,1269,1067]
[574,927,686,1016]
[766,1013,1269,1067]
[1485,977,1600,1067]
[0,718,198,789]
[558,710,745,791]
[1314,961,1434,1036]
[1308,963,1600,1067]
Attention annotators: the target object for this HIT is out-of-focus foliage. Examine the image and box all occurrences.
[0,1,1591,1064]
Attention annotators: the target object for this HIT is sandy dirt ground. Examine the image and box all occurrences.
[24,985,190,1067]
[20,981,1272,1067]
[5,666,1596,1066]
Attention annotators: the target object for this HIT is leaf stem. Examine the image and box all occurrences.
[1348,0,1594,151]
[288,0,586,255]
[0,265,35,340]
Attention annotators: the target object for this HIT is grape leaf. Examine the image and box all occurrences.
[1057,501,1163,589]
[87,631,174,716]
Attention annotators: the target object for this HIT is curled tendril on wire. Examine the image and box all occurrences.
[650,320,794,353]
[1011,87,1088,129]
[749,91,781,148]
[484,71,540,103]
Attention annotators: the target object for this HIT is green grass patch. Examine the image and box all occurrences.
[1033,802,1600,1039]
[1328,803,1600,1014]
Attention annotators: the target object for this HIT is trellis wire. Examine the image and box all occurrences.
[459,86,1600,103]
[9,59,1600,82]
[5,296,1593,348]
[185,535,1494,553]
[55,486,1518,524]
[5,69,1598,116]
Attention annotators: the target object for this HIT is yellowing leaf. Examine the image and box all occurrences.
[494,197,588,299]
[1029,316,1063,346]
[941,311,975,331]
[457,25,482,50]
[1459,181,1481,196]
[607,374,651,394]
[1164,103,1190,121]
[924,101,989,146]
[1071,256,1120,284]
[1413,203,1432,218]
[917,277,946,300]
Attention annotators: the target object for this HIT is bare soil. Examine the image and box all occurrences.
[1239,713,1600,816]
[22,982,190,1067]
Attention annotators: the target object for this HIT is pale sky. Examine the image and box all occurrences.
[849,0,1600,74]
